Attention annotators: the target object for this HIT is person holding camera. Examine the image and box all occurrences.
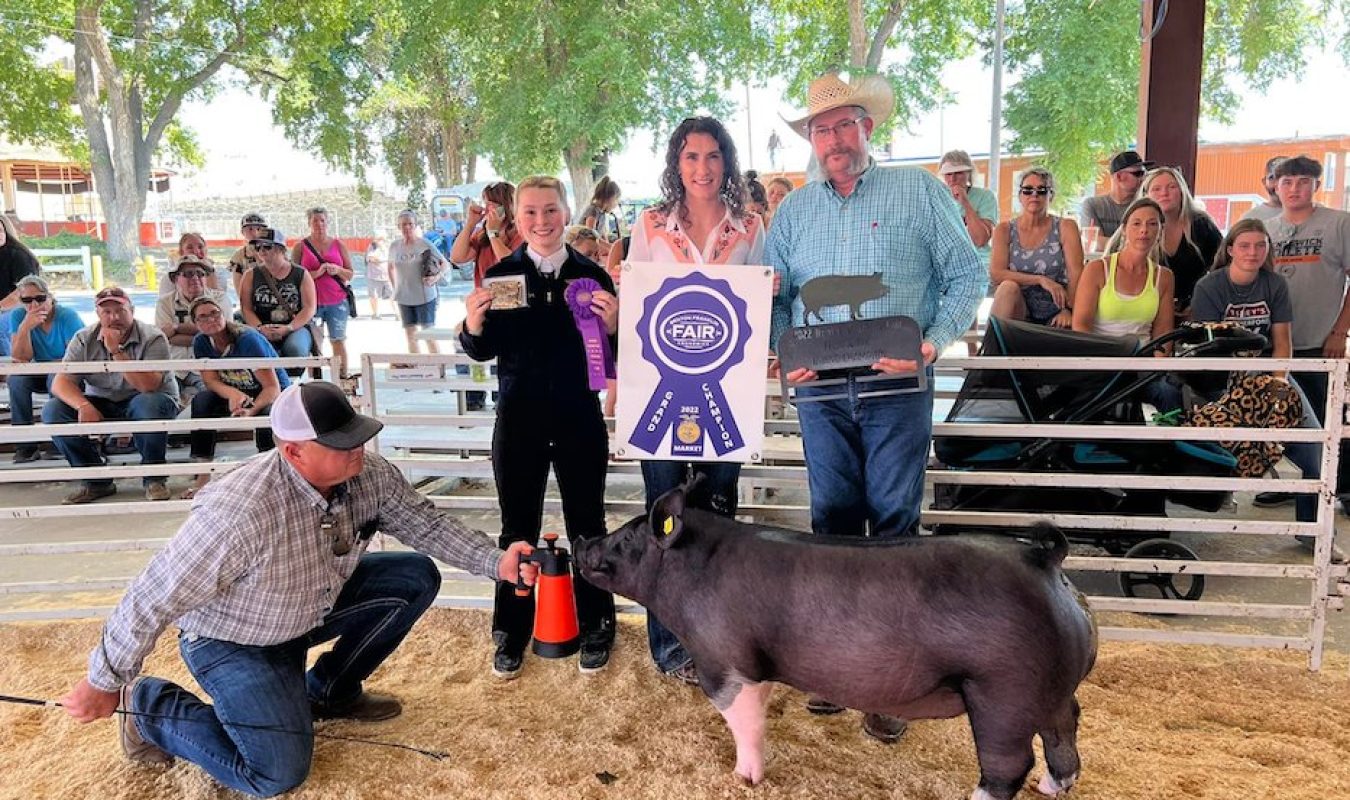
[388,210,448,355]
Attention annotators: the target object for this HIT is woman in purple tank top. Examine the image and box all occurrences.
[292,206,355,378]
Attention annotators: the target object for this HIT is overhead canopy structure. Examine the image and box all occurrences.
[0,141,173,215]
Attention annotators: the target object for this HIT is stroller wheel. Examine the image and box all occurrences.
[1118,538,1205,603]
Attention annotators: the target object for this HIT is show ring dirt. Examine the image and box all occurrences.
[1,610,1347,800]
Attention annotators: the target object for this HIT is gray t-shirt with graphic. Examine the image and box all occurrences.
[1264,206,1350,350]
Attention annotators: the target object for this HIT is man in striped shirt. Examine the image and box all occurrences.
[768,72,985,744]
[60,381,537,797]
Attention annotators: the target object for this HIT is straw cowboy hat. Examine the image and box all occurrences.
[783,72,896,139]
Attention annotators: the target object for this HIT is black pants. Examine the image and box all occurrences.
[189,388,275,460]
[490,399,613,654]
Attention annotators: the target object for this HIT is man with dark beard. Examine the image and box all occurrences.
[765,72,985,744]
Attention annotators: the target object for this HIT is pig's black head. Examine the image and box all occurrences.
[573,487,690,604]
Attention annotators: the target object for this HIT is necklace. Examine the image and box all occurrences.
[1228,271,1259,303]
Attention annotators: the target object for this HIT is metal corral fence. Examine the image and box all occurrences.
[359,348,1350,673]
[0,356,335,611]
[2,350,1347,673]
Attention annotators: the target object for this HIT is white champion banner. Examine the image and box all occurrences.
[614,262,773,463]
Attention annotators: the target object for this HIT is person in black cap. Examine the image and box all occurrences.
[60,380,539,797]
[238,226,319,369]
[1080,150,1154,251]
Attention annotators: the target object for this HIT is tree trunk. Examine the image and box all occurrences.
[466,153,477,184]
[846,0,868,67]
[71,0,240,264]
[563,143,594,218]
[104,197,143,264]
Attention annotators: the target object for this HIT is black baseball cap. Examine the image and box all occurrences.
[240,212,268,229]
[271,381,383,450]
[1109,150,1155,174]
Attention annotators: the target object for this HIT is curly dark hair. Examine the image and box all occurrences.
[657,116,748,221]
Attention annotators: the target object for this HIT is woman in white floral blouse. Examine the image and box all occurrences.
[625,116,764,685]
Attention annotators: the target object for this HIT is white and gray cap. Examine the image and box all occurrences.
[271,381,383,450]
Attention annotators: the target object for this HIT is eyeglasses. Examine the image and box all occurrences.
[255,243,278,252]
[19,295,48,304]
[1019,186,1051,196]
[178,271,206,279]
[321,511,353,556]
[193,310,223,322]
[808,116,866,140]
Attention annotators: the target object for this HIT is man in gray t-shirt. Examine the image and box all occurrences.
[1241,156,1289,223]
[41,286,180,504]
[1080,150,1153,251]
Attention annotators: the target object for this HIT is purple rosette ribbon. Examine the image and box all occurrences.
[565,277,615,391]
[629,271,750,458]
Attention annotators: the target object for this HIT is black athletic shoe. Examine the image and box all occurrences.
[1253,491,1295,508]
[491,632,523,680]
[578,632,612,674]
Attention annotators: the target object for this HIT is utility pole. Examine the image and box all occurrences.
[989,0,1005,199]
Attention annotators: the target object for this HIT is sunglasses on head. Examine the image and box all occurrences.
[20,294,48,304]
[1019,186,1051,196]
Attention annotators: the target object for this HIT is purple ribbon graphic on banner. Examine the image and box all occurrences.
[629,272,750,458]
[565,277,615,391]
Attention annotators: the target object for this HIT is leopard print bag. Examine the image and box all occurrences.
[1184,374,1304,477]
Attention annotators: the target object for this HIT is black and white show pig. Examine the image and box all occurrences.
[572,487,1098,799]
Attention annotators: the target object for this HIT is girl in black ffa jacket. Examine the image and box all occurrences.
[458,176,620,679]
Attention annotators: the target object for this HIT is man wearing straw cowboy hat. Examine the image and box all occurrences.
[766,72,986,743]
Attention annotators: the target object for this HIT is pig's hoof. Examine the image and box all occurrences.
[1036,770,1077,796]
[734,768,763,787]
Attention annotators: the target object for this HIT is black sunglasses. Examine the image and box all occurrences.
[19,294,48,304]
[255,243,279,252]
[1019,187,1051,196]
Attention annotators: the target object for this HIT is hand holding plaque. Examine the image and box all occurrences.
[775,315,927,403]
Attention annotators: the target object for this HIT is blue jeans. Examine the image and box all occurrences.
[796,371,934,537]
[640,460,741,672]
[313,302,349,341]
[1283,376,1323,524]
[41,392,178,488]
[7,373,53,427]
[132,553,441,797]
[276,326,315,359]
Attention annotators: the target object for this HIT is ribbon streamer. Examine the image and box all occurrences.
[564,278,615,391]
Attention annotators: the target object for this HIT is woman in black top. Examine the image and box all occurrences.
[1142,167,1221,315]
[459,175,619,680]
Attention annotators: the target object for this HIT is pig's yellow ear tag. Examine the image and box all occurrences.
[662,517,675,536]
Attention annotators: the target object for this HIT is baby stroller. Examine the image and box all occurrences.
[931,318,1267,602]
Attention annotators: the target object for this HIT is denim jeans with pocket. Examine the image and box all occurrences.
[132,552,441,797]
[795,371,934,537]
[640,459,741,673]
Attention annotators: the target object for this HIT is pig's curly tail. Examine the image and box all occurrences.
[1023,521,1069,570]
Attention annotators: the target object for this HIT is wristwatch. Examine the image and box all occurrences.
[486,229,500,239]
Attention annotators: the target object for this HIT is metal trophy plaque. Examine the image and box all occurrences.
[775,315,926,403]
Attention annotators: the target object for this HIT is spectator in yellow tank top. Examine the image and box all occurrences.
[1073,198,1176,348]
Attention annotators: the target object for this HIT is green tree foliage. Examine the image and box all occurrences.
[0,0,345,260]
[272,0,763,212]
[1002,0,1337,196]
[763,0,988,136]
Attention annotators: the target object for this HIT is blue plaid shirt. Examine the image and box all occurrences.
[767,160,987,353]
